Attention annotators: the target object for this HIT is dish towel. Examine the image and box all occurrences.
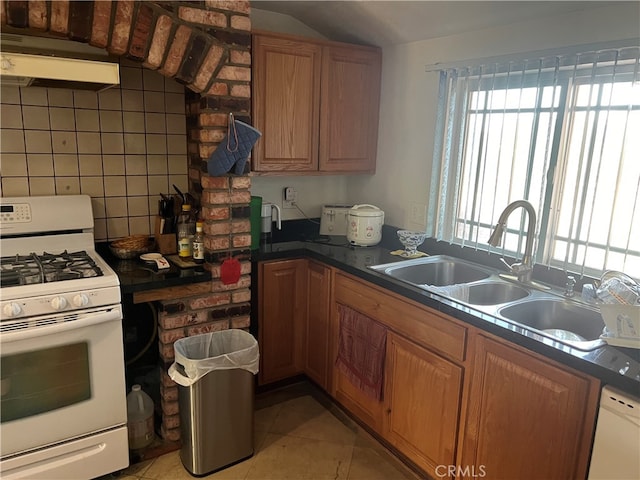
[336,305,387,401]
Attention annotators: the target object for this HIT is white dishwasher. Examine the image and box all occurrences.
[588,385,640,479]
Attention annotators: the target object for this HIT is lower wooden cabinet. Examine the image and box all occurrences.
[384,332,462,478]
[304,261,332,390]
[258,262,600,480]
[460,334,599,480]
[258,259,306,385]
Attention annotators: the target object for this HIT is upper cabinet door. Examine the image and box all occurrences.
[252,35,321,172]
[319,45,381,174]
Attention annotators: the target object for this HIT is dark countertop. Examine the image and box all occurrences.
[254,237,640,397]
[97,243,211,294]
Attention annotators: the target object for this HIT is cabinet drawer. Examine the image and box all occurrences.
[335,273,467,362]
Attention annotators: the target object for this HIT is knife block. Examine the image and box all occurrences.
[154,216,177,254]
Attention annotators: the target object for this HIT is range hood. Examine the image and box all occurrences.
[0,33,119,91]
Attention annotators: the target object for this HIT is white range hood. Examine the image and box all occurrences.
[0,33,120,91]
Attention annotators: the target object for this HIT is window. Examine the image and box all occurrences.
[429,46,640,279]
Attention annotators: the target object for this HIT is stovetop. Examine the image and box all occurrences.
[0,250,104,287]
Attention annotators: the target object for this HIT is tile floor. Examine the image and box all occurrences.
[116,382,418,480]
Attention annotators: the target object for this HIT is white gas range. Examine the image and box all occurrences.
[0,195,129,480]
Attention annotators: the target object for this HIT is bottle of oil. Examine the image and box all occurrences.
[176,204,195,259]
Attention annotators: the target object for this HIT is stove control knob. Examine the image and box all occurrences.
[50,296,68,311]
[3,302,22,318]
[73,294,89,307]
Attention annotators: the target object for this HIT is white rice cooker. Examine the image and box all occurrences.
[347,204,384,246]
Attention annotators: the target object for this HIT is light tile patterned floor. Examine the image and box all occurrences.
[117,384,418,480]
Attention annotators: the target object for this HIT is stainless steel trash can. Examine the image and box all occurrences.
[178,366,254,475]
[170,330,258,476]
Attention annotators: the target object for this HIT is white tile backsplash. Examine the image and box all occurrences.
[53,154,80,176]
[144,91,166,113]
[28,154,55,176]
[51,131,78,153]
[0,60,187,241]
[22,106,50,130]
[49,107,76,131]
[24,130,50,153]
[75,109,101,132]
[103,155,126,175]
[74,91,99,109]
[48,89,74,107]
[120,67,143,90]
[123,111,146,133]
[25,177,52,195]
[124,133,146,154]
[143,69,166,92]
[104,177,127,197]
[125,155,148,175]
[0,153,28,176]
[80,176,105,197]
[126,175,149,196]
[101,132,125,154]
[79,154,104,175]
[2,129,26,153]
[99,89,122,111]
[147,155,168,175]
[1,104,23,128]
[77,132,102,154]
[20,87,48,106]
[100,110,124,132]
[55,176,81,195]
[1,86,22,104]
[1,177,30,196]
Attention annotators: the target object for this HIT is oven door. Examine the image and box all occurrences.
[0,305,127,458]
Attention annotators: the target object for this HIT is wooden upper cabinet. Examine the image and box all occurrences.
[251,31,381,174]
[461,335,599,480]
[319,45,381,173]
[252,34,321,172]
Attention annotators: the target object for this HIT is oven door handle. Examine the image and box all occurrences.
[1,307,122,343]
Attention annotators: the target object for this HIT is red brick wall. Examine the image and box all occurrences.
[2,0,253,442]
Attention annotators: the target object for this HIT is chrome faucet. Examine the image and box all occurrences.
[487,200,537,283]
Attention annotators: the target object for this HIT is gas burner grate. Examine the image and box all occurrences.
[0,250,104,287]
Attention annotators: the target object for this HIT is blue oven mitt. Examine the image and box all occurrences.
[207,114,262,176]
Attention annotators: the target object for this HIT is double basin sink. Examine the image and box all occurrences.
[369,255,605,351]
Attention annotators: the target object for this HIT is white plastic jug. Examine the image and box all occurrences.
[126,384,154,450]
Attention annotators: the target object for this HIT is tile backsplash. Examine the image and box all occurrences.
[0,59,188,242]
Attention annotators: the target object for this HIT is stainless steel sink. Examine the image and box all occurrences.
[369,255,492,286]
[466,282,529,305]
[499,299,605,347]
[369,254,607,351]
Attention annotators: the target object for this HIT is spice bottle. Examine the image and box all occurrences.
[176,204,195,259]
[192,221,205,264]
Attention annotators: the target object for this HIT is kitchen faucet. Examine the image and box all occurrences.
[487,200,537,284]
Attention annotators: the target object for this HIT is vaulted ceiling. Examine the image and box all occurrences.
[251,1,632,46]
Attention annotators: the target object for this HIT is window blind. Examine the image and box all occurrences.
[429,45,640,278]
